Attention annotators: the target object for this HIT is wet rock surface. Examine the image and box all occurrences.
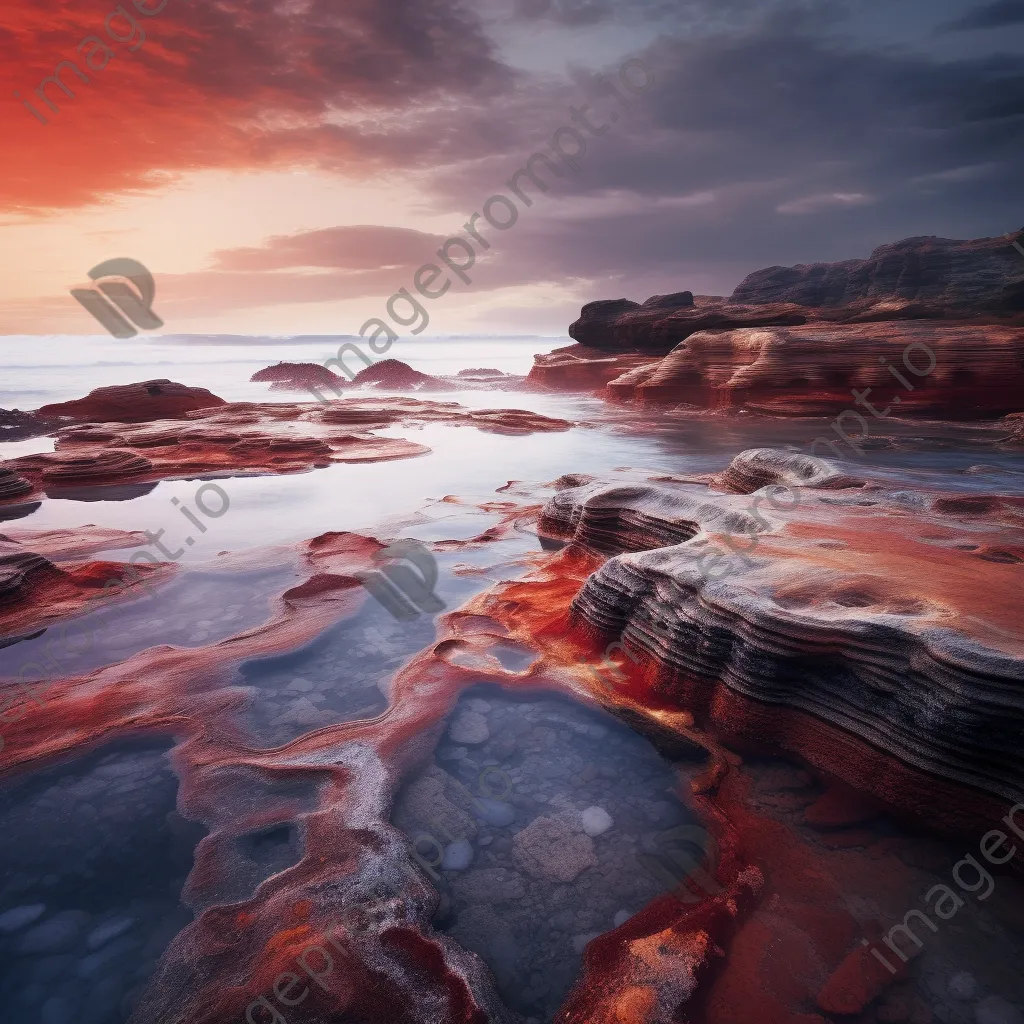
[541,451,1024,834]
[602,321,1024,416]
[37,380,227,424]
[1,394,571,506]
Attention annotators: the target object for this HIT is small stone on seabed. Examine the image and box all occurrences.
[0,904,46,933]
[949,972,977,1000]
[614,909,630,927]
[581,806,613,836]
[471,797,516,827]
[976,996,1024,1024]
[442,839,474,871]
[449,711,489,745]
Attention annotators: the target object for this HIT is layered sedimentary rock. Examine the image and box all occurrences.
[41,449,154,483]
[605,321,1024,418]
[0,395,571,507]
[0,468,33,500]
[0,528,171,636]
[538,452,1024,834]
[567,297,810,356]
[731,230,1024,314]
[38,380,227,423]
[527,345,658,390]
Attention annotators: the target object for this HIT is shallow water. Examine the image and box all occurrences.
[394,684,699,1021]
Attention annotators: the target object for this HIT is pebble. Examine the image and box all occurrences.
[613,910,631,927]
[18,910,90,954]
[472,798,516,827]
[581,806,613,837]
[949,972,978,1001]
[86,916,136,951]
[0,904,46,933]
[449,711,489,745]
[442,839,474,871]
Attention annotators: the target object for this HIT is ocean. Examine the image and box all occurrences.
[0,334,571,410]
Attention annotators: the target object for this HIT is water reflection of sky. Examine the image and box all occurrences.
[3,394,1022,562]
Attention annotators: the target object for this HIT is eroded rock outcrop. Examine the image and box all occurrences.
[539,452,1024,835]
[527,345,658,391]
[731,230,1024,314]
[38,380,227,423]
[567,298,810,356]
[605,321,1024,418]
[0,528,171,636]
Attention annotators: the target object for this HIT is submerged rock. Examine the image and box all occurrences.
[580,806,613,837]
[512,815,597,882]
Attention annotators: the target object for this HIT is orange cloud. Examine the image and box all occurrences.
[1,0,508,210]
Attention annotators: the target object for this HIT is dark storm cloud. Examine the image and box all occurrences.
[939,0,1024,32]
[382,6,1024,295]
[159,4,1024,311]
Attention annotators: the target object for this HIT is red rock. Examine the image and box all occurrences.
[350,359,447,389]
[0,529,172,637]
[251,361,347,392]
[817,941,903,1015]
[804,784,879,829]
[604,321,1024,417]
[37,379,226,422]
[2,396,569,506]
[527,343,656,390]
[539,454,1024,837]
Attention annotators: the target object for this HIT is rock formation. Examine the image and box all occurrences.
[250,362,348,392]
[567,297,809,356]
[349,358,449,390]
[253,358,540,395]
[731,230,1024,314]
[538,230,1024,403]
[538,451,1024,835]
[0,409,58,442]
[527,345,657,390]
[37,380,227,423]
[604,321,1024,417]
[0,394,571,508]
[0,527,171,636]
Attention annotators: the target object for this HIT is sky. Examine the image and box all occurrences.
[1,0,1022,337]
